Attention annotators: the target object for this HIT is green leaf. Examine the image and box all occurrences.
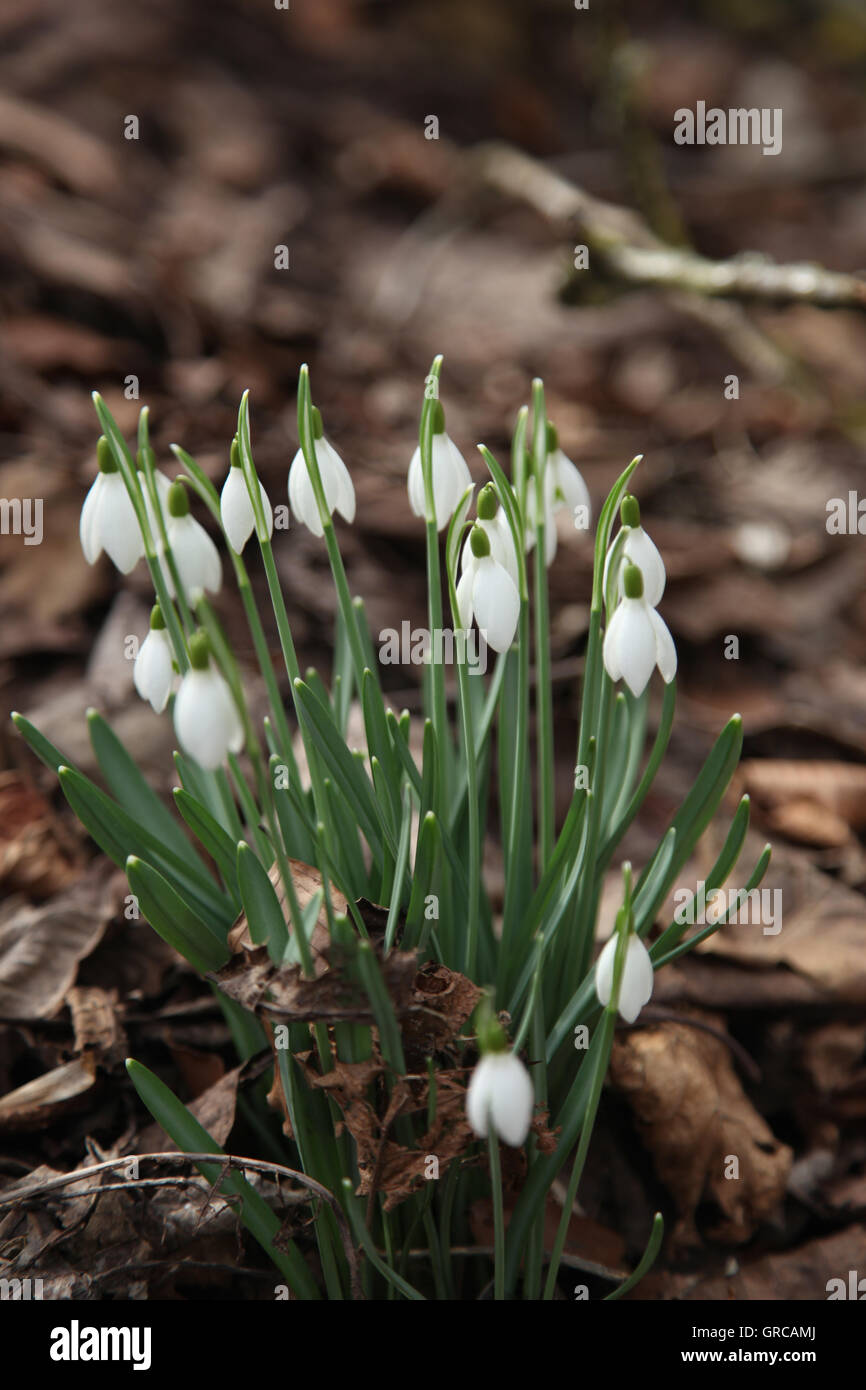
[126,1059,319,1298]
[293,678,391,863]
[88,710,207,880]
[237,842,289,963]
[126,856,229,973]
[11,711,73,773]
[174,788,242,905]
[58,765,233,928]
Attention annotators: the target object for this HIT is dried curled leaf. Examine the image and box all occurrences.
[609,1015,792,1249]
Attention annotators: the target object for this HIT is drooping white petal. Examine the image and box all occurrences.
[624,527,665,606]
[174,667,244,771]
[407,447,427,520]
[649,606,677,683]
[288,447,322,536]
[409,434,472,530]
[596,932,654,1022]
[98,472,145,574]
[221,467,272,554]
[319,439,356,525]
[552,450,592,523]
[605,597,657,697]
[455,561,476,630]
[594,932,619,1010]
[165,514,222,599]
[472,555,520,654]
[133,628,174,713]
[466,1052,534,1147]
[618,935,654,1023]
[488,510,520,584]
[79,473,105,564]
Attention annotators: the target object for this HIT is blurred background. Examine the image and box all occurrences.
[1,0,866,1300]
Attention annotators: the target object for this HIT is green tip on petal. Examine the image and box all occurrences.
[469,524,491,558]
[230,438,242,469]
[149,604,166,631]
[188,630,211,669]
[167,480,189,517]
[96,436,117,474]
[545,421,558,453]
[623,562,644,600]
[621,493,640,529]
[477,483,499,521]
[431,400,446,435]
[311,406,324,441]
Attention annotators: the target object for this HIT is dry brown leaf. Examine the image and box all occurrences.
[609,1016,792,1249]
[737,758,866,831]
[0,770,82,898]
[0,1055,97,1132]
[66,985,126,1065]
[0,866,120,1020]
[640,1223,866,1301]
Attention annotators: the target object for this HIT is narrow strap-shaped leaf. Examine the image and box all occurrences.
[386,709,423,798]
[126,856,229,973]
[126,1059,319,1299]
[293,678,390,862]
[362,669,401,828]
[88,710,207,880]
[237,841,289,963]
[59,766,233,928]
[11,711,73,772]
[174,788,242,905]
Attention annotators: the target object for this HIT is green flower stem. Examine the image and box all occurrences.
[418,357,451,810]
[531,379,554,869]
[488,1129,506,1301]
[543,877,631,1299]
[92,393,187,671]
[293,370,371,699]
[444,524,480,977]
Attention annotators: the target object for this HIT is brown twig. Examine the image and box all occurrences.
[1,1150,363,1300]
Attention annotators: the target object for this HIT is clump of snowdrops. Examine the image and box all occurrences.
[13,358,769,1300]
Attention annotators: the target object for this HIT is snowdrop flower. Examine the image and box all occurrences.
[162,482,221,601]
[466,1049,535,1147]
[604,494,666,608]
[79,436,145,574]
[459,483,519,585]
[133,605,174,714]
[221,440,273,554]
[407,401,472,531]
[602,563,676,697]
[456,523,520,654]
[288,407,355,538]
[526,425,591,566]
[173,631,244,771]
[595,927,654,1023]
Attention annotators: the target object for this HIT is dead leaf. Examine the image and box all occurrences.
[0,1055,97,1131]
[66,985,126,1065]
[0,866,120,1020]
[609,1015,792,1248]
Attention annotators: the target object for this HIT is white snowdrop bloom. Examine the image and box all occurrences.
[595,930,654,1024]
[456,525,520,654]
[79,437,145,574]
[407,403,472,531]
[603,494,666,608]
[220,444,273,554]
[526,429,592,566]
[466,1050,535,1147]
[288,409,355,538]
[173,632,244,771]
[459,484,519,586]
[162,482,222,600]
[133,606,174,714]
[602,563,676,697]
